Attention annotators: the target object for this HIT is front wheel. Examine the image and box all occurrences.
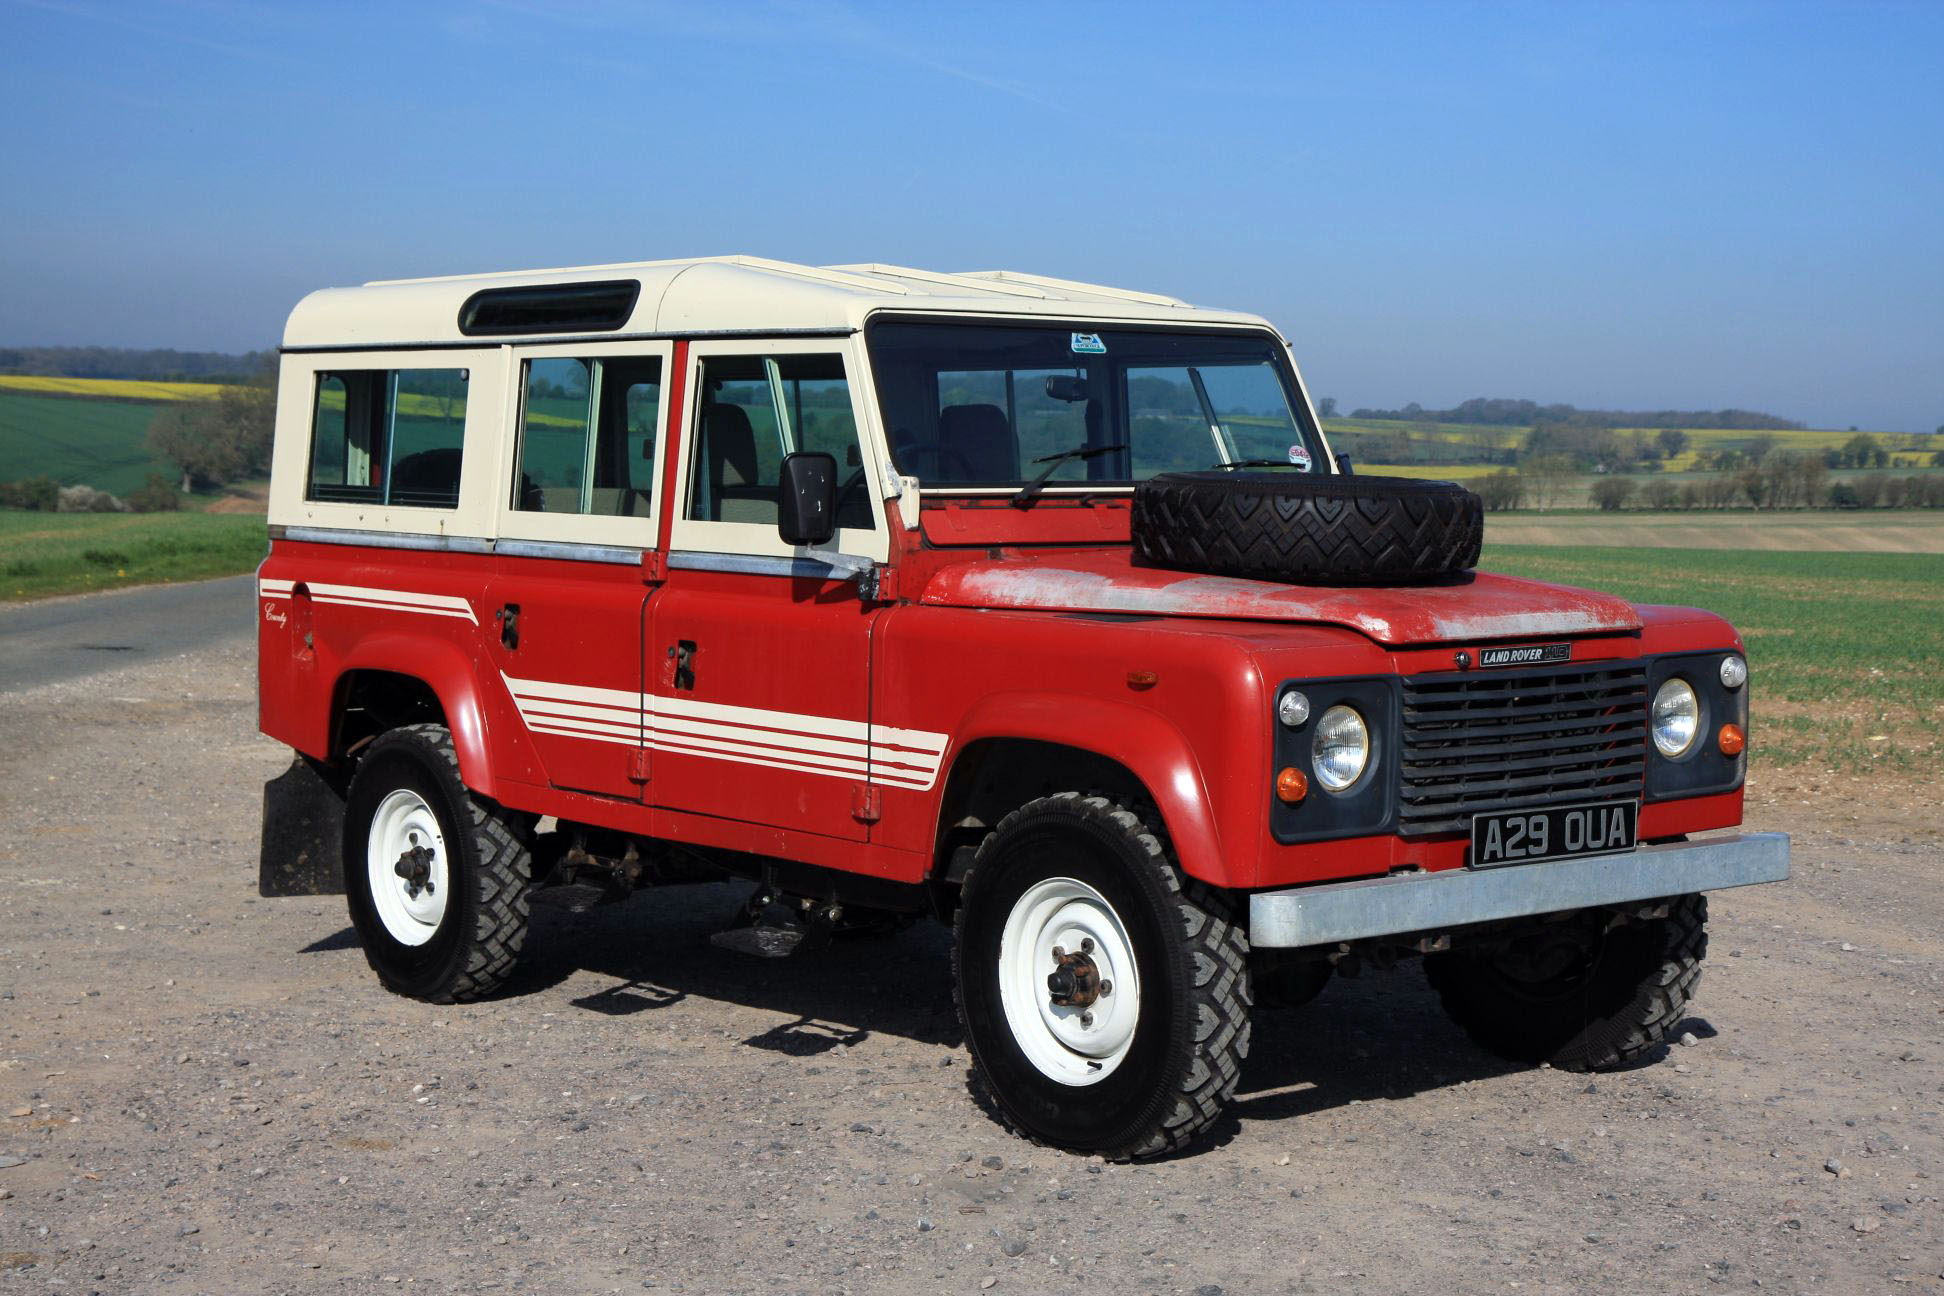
[953,793,1251,1159]
[1424,894,1707,1070]
[343,724,531,1003]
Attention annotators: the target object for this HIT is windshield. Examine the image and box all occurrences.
[865,320,1328,488]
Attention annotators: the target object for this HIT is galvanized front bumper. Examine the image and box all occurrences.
[1249,832,1789,949]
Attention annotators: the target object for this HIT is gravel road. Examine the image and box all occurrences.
[0,626,1938,1295]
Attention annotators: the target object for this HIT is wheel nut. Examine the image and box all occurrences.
[1051,945,1065,958]
[1080,937,1094,954]
[1100,979,1113,996]
[1080,1011,1094,1028]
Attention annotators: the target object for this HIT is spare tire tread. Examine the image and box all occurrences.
[1131,471,1483,584]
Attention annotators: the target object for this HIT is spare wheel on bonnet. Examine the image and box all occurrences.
[1130,471,1484,584]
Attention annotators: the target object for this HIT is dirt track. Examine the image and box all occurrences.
[1,634,1939,1295]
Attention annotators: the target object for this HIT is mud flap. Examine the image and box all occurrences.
[259,755,347,897]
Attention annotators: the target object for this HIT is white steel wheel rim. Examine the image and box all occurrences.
[997,877,1142,1086]
[366,788,451,946]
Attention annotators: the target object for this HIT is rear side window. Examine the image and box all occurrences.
[514,356,661,516]
[307,369,468,508]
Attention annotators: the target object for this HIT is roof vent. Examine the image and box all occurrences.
[458,280,641,336]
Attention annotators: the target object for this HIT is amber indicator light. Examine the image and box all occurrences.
[1126,670,1159,690]
[1275,766,1309,803]
[1718,723,1746,756]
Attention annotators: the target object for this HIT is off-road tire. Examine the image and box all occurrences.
[343,724,530,1003]
[1424,895,1707,1071]
[952,793,1251,1160]
[1131,471,1483,584]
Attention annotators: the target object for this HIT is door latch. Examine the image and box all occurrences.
[670,639,697,691]
[496,604,520,651]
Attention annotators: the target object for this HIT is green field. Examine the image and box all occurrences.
[0,511,266,602]
[0,391,180,494]
[1481,543,1944,778]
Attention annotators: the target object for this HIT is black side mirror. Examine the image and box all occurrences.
[777,451,838,546]
[1336,453,1355,476]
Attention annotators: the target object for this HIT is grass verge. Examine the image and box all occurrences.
[0,510,266,602]
[1481,544,1944,780]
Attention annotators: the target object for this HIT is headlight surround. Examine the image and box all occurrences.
[1651,678,1700,758]
[1311,704,1370,791]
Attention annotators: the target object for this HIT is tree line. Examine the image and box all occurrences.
[0,345,272,384]
[1347,396,1802,431]
[1475,457,1944,512]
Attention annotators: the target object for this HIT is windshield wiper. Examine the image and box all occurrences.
[1010,442,1129,509]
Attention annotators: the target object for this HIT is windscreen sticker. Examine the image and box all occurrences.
[1069,332,1106,354]
[1287,444,1313,470]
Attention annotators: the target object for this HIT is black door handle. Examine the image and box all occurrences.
[496,604,520,650]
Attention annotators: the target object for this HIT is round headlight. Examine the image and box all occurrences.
[1652,679,1699,758]
[1719,655,1747,689]
[1311,705,1369,791]
[1278,690,1311,728]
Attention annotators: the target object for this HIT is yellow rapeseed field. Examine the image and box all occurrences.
[0,375,230,401]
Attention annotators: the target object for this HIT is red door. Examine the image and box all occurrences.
[485,343,672,801]
[645,566,877,841]
[642,339,891,842]
[487,553,648,801]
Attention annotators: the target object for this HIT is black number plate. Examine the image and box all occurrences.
[1470,800,1638,868]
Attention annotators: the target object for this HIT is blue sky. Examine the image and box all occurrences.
[3,0,1940,431]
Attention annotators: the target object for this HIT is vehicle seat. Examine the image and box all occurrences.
[937,403,1021,482]
[700,401,777,523]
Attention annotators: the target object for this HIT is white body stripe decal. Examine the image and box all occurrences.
[258,578,478,625]
[503,672,947,791]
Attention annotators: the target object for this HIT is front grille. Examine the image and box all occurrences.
[1398,661,1649,837]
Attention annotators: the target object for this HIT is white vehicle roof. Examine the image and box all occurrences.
[281,255,1276,349]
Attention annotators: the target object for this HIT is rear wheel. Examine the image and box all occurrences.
[343,724,531,1003]
[1424,895,1706,1070]
[953,793,1251,1159]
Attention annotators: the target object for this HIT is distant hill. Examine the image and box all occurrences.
[0,345,270,385]
[1349,397,1802,431]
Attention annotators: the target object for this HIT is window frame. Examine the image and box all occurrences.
[494,339,674,552]
[272,349,499,537]
[669,337,890,563]
[861,314,1331,497]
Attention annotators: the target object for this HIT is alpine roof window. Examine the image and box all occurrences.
[458,280,640,336]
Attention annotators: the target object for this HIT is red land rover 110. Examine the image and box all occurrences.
[256,256,1789,1158]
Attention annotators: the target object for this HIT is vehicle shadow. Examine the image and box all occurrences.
[515,881,963,1052]
[301,882,1682,1138]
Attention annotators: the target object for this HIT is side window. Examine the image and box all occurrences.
[515,355,661,517]
[306,367,468,508]
[688,354,873,530]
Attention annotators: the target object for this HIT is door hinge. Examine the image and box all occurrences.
[629,748,650,783]
[855,563,898,604]
[641,549,665,584]
[851,783,882,824]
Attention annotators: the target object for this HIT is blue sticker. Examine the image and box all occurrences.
[1070,332,1106,355]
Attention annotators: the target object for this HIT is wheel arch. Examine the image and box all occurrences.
[327,634,499,798]
[930,693,1231,888]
